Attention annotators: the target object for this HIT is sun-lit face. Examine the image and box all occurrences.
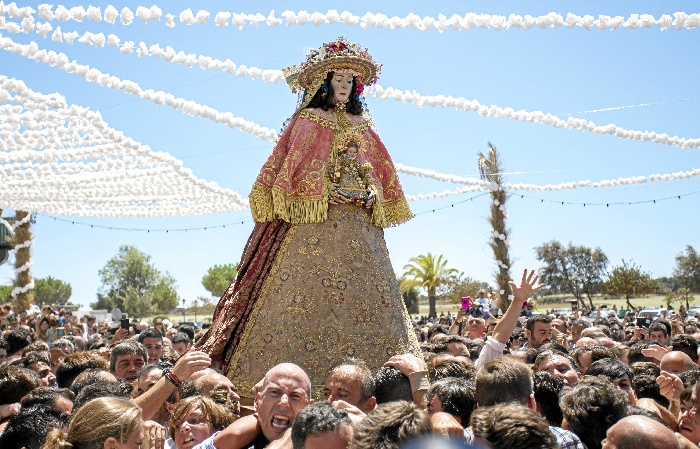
[174,405,214,449]
[330,73,354,104]
[346,145,358,158]
[255,366,311,441]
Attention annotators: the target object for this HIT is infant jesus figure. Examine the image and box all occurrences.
[329,141,376,208]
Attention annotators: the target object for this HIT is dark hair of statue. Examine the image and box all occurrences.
[306,71,364,115]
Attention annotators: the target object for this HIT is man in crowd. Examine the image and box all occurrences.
[525,315,553,349]
[322,360,376,414]
[137,327,164,364]
[291,402,353,449]
[214,363,313,448]
[109,341,147,382]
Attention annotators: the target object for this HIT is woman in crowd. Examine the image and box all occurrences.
[168,396,234,449]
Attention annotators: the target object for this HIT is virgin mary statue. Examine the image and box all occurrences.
[195,37,421,396]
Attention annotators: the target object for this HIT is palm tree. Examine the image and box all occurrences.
[401,253,458,318]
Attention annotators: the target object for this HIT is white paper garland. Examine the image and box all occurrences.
[1,76,252,217]
[2,19,698,150]
[0,33,280,142]
[5,3,698,32]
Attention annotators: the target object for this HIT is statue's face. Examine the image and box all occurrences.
[346,145,358,158]
[330,73,354,104]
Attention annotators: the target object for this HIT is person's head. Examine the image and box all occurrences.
[551,318,567,334]
[306,71,364,115]
[0,338,8,365]
[560,376,629,449]
[659,351,697,375]
[424,377,476,428]
[670,334,699,363]
[0,365,41,404]
[351,401,432,449]
[374,366,413,404]
[466,316,486,339]
[648,323,669,346]
[470,403,558,449]
[570,319,590,343]
[43,397,142,449]
[323,360,376,413]
[136,363,178,415]
[109,341,147,381]
[533,371,565,427]
[525,315,552,349]
[428,357,475,383]
[532,350,581,387]
[171,332,192,357]
[586,358,637,405]
[571,344,616,375]
[153,318,165,333]
[188,368,241,416]
[21,386,74,414]
[71,368,117,395]
[15,352,56,387]
[137,328,164,364]
[601,415,679,449]
[440,335,470,357]
[0,404,70,449]
[169,395,234,449]
[5,328,32,356]
[291,402,353,449]
[73,379,134,411]
[678,386,700,444]
[55,351,109,388]
[476,357,533,407]
[255,363,313,441]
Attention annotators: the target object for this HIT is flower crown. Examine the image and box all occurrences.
[283,37,382,94]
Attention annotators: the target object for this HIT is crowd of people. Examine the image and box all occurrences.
[1,270,699,449]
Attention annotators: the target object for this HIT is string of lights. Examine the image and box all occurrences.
[33,188,699,232]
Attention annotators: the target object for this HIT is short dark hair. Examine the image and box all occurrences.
[55,352,109,388]
[470,403,557,449]
[171,332,191,346]
[137,328,163,343]
[70,368,116,395]
[109,341,147,372]
[352,401,432,449]
[21,386,75,410]
[374,367,412,404]
[426,324,449,341]
[428,358,475,383]
[629,362,660,379]
[425,377,476,428]
[0,404,70,449]
[476,357,532,407]
[632,375,669,408]
[671,334,699,361]
[0,366,41,405]
[559,376,628,449]
[291,402,352,449]
[73,380,133,411]
[327,359,375,403]
[178,325,195,340]
[648,323,668,338]
[627,342,655,365]
[533,371,565,427]
[5,328,32,355]
[585,358,634,383]
[526,315,552,332]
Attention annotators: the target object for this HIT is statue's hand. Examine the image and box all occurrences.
[365,189,376,208]
[329,183,349,204]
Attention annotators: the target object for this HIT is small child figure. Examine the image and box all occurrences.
[329,141,376,207]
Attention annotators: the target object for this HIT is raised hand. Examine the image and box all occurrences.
[508,269,543,304]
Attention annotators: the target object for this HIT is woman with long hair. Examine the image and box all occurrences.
[42,397,142,449]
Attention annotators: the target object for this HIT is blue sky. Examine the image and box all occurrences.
[1,1,699,310]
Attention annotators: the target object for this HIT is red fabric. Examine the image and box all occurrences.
[195,220,291,370]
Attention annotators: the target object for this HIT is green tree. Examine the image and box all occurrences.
[398,276,420,315]
[439,273,482,305]
[33,276,72,306]
[0,285,11,303]
[604,260,659,309]
[665,287,694,311]
[674,245,700,293]
[92,245,180,316]
[401,253,458,318]
[534,240,609,308]
[202,263,239,297]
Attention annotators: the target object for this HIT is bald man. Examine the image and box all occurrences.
[660,351,697,374]
[601,415,678,449]
[214,363,313,449]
